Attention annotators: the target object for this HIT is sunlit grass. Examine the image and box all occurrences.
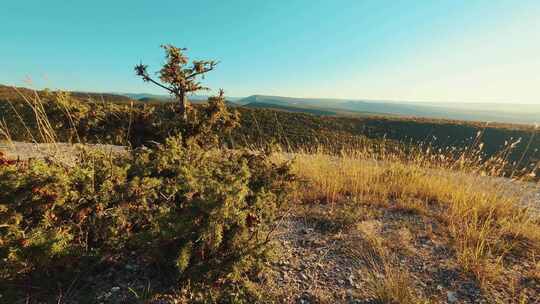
[286,148,540,297]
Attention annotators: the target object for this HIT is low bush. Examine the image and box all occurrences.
[0,89,241,148]
[0,85,295,302]
[0,135,294,284]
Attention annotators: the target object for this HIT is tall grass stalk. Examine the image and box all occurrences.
[288,147,540,295]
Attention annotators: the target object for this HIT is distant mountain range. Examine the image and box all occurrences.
[235,95,540,125]
[119,92,539,125]
[2,84,536,125]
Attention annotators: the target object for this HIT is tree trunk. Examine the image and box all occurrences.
[179,91,188,121]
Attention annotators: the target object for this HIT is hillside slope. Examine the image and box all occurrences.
[237,95,540,125]
[1,85,538,176]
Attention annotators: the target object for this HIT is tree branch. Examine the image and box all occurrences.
[186,63,219,80]
[146,76,176,95]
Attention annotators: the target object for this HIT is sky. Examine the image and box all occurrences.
[1,0,539,104]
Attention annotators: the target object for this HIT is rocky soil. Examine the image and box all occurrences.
[263,200,540,303]
[0,141,126,163]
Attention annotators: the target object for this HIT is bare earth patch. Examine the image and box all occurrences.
[263,202,540,303]
[0,141,126,164]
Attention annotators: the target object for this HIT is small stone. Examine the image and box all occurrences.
[447,291,458,303]
[348,274,355,286]
[301,228,314,235]
[436,284,444,291]
[300,272,308,280]
[111,286,120,292]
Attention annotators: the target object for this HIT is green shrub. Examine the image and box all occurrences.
[0,148,129,276]
[123,136,294,280]
[0,89,241,148]
[0,135,293,284]
[0,90,293,302]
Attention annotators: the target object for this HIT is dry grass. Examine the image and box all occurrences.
[354,228,428,304]
[0,87,62,154]
[286,150,540,301]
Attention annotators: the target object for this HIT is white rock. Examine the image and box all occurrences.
[447,291,458,303]
[348,274,355,286]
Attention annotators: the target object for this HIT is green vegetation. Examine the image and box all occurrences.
[1,85,537,178]
[0,46,295,303]
[234,107,539,179]
[134,44,219,121]
[0,137,294,301]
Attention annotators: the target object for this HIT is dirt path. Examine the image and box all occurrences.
[0,141,126,164]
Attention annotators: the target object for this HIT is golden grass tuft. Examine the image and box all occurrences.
[350,225,428,304]
[288,149,540,297]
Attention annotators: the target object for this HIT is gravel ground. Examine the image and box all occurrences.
[0,141,126,164]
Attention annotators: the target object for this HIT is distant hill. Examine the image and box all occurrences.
[236,95,540,125]
[121,93,172,101]
[243,101,338,116]
[0,84,135,104]
[0,85,242,105]
[2,84,538,175]
[121,93,243,103]
[1,84,537,125]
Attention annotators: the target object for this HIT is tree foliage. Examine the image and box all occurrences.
[135,45,218,120]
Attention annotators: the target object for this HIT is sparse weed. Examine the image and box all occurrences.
[290,147,540,300]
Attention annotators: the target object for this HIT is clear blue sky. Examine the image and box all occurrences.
[1,0,539,103]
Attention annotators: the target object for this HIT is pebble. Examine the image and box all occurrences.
[447,291,458,303]
[348,274,355,286]
[301,228,314,235]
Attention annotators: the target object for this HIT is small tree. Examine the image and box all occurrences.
[135,45,218,120]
